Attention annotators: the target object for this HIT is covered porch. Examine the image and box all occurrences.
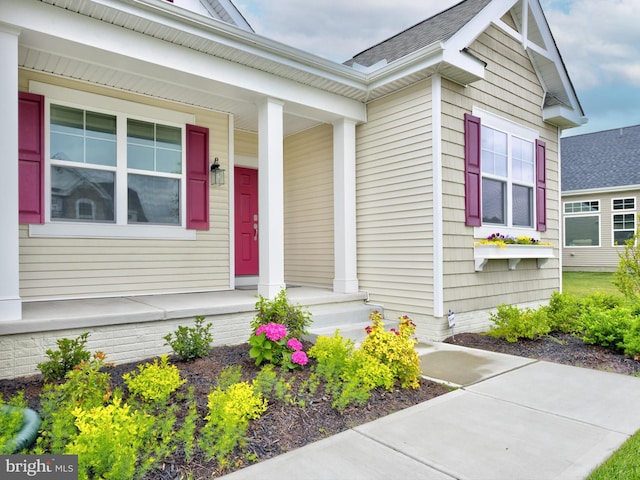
[0,0,368,323]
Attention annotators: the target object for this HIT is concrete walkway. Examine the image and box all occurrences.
[222,341,640,480]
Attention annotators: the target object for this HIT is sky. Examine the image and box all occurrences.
[236,0,640,137]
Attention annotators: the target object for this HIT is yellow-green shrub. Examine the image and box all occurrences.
[123,355,186,404]
[360,312,421,389]
[67,396,155,480]
[199,381,267,466]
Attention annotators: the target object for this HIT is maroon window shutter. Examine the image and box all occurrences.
[464,113,482,227]
[18,92,45,224]
[535,139,547,232]
[186,124,210,230]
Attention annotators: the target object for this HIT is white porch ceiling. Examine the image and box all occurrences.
[19,46,318,136]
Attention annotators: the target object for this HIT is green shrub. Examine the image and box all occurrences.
[0,392,28,454]
[252,289,312,339]
[331,350,394,412]
[163,316,213,362]
[123,355,186,404]
[217,365,243,390]
[174,386,198,461]
[486,304,551,342]
[308,331,354,394]
[581,292,624,311]
[580,305,635,351]
[360,312,421,389]
[546,292,583,333]
[198,381,267,467]
[309,326,403,412]
[613,218,640,298]
[37,332,91,381]
[252,364,291,403]
[35,353,113,454]
[623,316,640,358]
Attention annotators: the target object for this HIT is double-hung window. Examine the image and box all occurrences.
[464,109,546,237]
[22,83,208,239]
[481,126,535,227]
[563,200,600,247]
[612,197,636,246]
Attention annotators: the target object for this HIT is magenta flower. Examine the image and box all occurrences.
[255,323,288,341]
[291,351,308,366]
[287,338,303,351]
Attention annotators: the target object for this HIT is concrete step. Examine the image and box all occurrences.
[304,301,398,344]
[307,301,383,329]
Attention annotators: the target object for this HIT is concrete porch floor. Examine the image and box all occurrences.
[4,286,369,336]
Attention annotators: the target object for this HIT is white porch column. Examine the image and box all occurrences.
[333,118,359,293]
[257,98,286,298]
[0,26,22,320]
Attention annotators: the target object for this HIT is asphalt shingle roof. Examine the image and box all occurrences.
[344,0,492,68]
[561,125,640,192]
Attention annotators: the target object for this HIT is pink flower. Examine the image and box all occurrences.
[291,351,308,366]
[287,338,303,351]
[255,323,288,341]
[365,326,372,334]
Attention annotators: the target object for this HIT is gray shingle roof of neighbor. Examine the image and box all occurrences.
[561,124,640,192]
[344,0,492,68]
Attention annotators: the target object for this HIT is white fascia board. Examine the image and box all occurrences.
[366,41,486,92]
[445,0,518,54]
[101,0,367,89]
[7,0,366,122]
[366,42,446,91]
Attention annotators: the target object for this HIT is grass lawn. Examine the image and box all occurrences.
[562,271,621,297]
[565,271,638,479]
[587,430,640,480]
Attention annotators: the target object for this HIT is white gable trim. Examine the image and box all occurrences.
[447,0,585,130]
[432,74,444,318]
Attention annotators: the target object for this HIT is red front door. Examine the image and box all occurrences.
[235,167,259,275]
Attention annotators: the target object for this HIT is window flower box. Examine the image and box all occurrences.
[474,244,554,271]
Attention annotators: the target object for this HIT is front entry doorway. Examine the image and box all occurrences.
[235,167,259,278]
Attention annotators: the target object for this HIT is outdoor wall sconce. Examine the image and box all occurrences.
[210,157,225,186]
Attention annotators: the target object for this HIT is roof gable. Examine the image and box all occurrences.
[561,125,640,192]
[344,0,585,129]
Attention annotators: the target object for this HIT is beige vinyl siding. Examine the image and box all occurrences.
[18,70,230,300]
[563,189,640,271]
[440,25,560,314]
[356,79,434,316]
[283,125,334,286]
[234,130,258,158]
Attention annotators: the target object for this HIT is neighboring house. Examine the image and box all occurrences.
[0,0,584,378]
[561,125,640,271]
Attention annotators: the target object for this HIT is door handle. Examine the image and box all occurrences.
[253,222,258,240]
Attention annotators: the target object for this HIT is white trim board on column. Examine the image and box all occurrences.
[257,98,286,298]
[333,118,359,294]
[0,27,22,320]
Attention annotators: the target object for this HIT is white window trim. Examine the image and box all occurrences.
[611,196,637,247]
[28,82,196,240]
[563,199,601,248]
[471,108,540,240]
[564,199,600,214]
[611,196,636,211]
